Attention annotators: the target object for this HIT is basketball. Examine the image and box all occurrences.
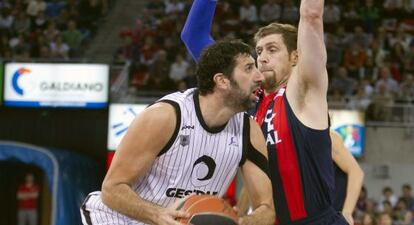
[176,195,239,225]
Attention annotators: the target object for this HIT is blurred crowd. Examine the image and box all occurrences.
[355,184,414,225]
[114,0,414,113]
[0,0,109,60]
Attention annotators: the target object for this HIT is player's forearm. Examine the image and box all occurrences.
[101,183,161,224]
[342,168,364,214]
[181,0,217,62]
[239,203,275,225]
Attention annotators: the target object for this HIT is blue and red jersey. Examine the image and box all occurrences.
[255,87,336,224]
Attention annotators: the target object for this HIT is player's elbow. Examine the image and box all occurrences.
[101,180,116,207]
[350,165,364,182]
[357,166,365,180]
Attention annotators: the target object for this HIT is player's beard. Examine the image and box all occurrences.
[226,78,256,112]
[261,70,277,93]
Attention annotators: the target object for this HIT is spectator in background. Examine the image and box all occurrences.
[380,187,399,210]
[352,26,370,50]
[149,50,171,90]
[398,73,414,103]
[400,184,414,211]
[280,0,299,24]
[13,11,31,33]
[26,0,46,21]
[114,36,135,64]
[323,1,341,30]
[50,35,69,59]
[62,20,82,57]
[43,20,60,43]
[383,0,404,12]
[358,0,380,33]
[375,67,400,97]
[331,66,357,96]
[367,39,388,69]
[165,0,185,14]
[0,8,14,33]
[17,173,39,225]
[394,198,413,225]
[342,1,360,28]
[361,213,377,225]
[259,0,281,23]
[343,42,367,79]
[145,0,165,17]
[45,0,65,18]
[348,81,373,110]
[389,27,412,51]
[140,36,159,65]
[360,56,379,81]
[405,0,414,12]
[33,11,47,30]
[405,41,414,72]
[357,186,369,211]
[378,213,393,225]
[326,33,343,69]
[169,53,189,83]
[239,0,258,23]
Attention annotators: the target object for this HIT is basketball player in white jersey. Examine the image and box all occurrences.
[80,40,275,225]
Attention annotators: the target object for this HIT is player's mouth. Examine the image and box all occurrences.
[251,87,261,101]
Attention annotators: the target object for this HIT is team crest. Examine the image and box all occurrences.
[179,135,190,146]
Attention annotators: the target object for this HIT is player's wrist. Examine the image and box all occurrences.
[139,204,161,224]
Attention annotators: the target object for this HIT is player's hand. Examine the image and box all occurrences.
[153,208,190,225]
[342,212,354,225]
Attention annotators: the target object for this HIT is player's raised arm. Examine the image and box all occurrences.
[296,0,327,90]
[287,0,328,129]
[101,103,189,225]
[181,0,217,62]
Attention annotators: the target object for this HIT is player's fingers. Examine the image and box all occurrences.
[164,216,185,225]
[169,209,191,219]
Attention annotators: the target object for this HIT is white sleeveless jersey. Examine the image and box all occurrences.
[81,88,250,225]
[134,88,247,206]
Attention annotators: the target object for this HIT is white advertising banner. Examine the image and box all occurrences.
[107,103,148,151]
[4,63,109,108]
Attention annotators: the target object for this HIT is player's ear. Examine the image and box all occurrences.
[290,50,298,66]
[213,73,230,90]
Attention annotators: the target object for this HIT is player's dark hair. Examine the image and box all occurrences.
[196,40,252,95]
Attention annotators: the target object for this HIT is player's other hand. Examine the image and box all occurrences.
[342,212,354,225]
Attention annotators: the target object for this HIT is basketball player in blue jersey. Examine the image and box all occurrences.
[80,41,275,225]
[181,0,364,224]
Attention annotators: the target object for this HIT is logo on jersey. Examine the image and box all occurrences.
[229,136,238,147]
[264,108,282,146]
[181,125,195,130]
[165,188,218,198]
[191,155,216,187]
[179,135,190,146]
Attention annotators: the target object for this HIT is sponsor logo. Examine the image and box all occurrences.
[165,188,218,198]
[12,68,31,95]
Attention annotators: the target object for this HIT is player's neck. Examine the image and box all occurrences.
[198,94,234,128]
[264,80,287,96]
